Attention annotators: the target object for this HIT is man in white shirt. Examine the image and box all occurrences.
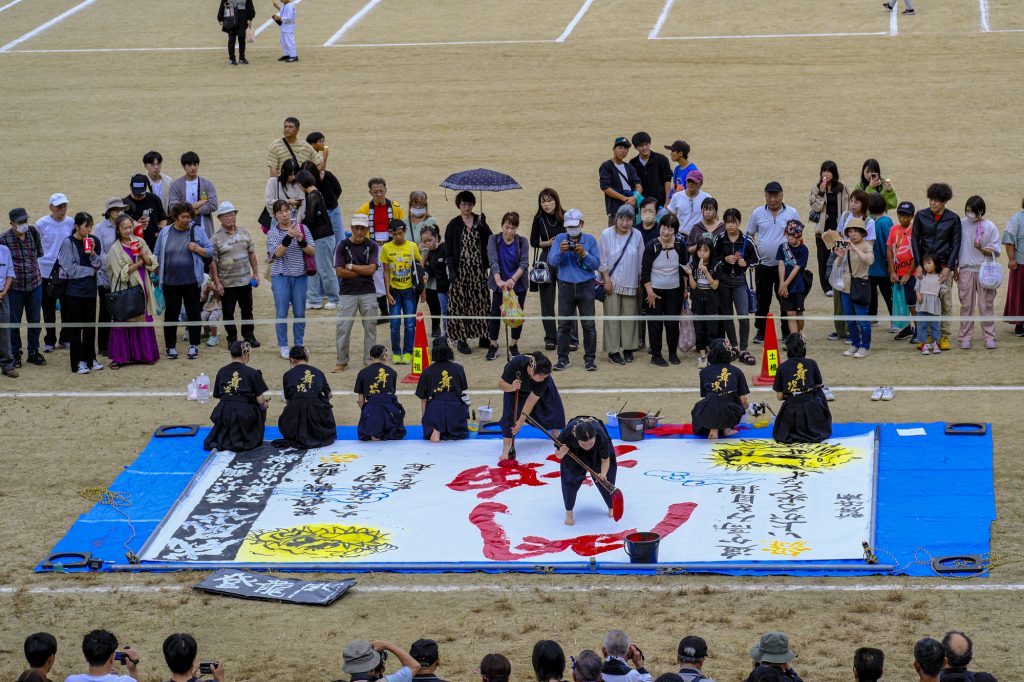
[64,629,140,682]
[667,170,711,240]
[168,151,218,239]
[35,192,74,352]
[747,181,801,342]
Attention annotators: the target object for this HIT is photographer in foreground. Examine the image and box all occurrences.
[65,629,140,682]
[340,639,421,682]
[163,633,225,682]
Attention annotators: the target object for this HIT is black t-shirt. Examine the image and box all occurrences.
[354,363,397,398]
[629,151,673,207]
[772,357,823,396]
[336,238,379,296]
[213,362,268,399]
[698,362,749,398]
[530,212,566,252]
[558,416,613,473]
[501,354,551,399]
[415,360,468,400]
[283,363,331,400]
[318,170,342,210]
[123,192,167,250]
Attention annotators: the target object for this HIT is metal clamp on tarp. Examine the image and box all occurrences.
[932,554,985,574]
[42,552,92,571]
[154,424,200,438]
[944,423,987,436]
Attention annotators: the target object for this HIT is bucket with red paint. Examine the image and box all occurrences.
[624,531,661,564]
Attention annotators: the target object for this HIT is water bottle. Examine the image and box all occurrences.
[197,373,210,404]
[187,379,198,401]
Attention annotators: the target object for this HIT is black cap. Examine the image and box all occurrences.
[130,173,148,192]
[410,639,439,666]
[764,181,783,194]
[896,201,915,216]
[8,207,28,224]
[613,136,631,149]
[388,218,407,232]
[664,140,691,155]
[678,636,709,660]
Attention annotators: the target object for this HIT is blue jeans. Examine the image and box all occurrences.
[271,274,307,348]
[7,285,41,356]
[841,292,871,349]
[389,287,417,355]
[306,234,340,305]
[328,206,344,245]
[916,314,940,344]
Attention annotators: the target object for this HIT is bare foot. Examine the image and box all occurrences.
[708,429,719,439]
[429,431,440,443]
[564,511,574,526]
[723,428,739,437]
[607,507,614,518]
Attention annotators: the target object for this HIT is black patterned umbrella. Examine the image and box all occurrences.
[440,168,522,211]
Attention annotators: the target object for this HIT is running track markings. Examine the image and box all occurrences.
[648,0,675,39]
[254,0,305,37]
[323,0,382,47]
[889,4,898,36]
[653,31,888,42]
[0,0,98,53]
[0,0,27,14]
[3,385,1023,399]
[2,583,1024,595]
[979,0,990,33]
[557,0,595,42]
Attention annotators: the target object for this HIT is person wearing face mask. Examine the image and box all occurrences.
[36,192,74,352]
[957,195,1001,349]
[548,209,601,371]
[0,208,47,368]
[407,190,435,245]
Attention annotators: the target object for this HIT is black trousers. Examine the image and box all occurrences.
[753,264,780,335]
[814,234,832,294]
[561,456,618,511]
[221,284,255,342]
[869,275,894,318]
[97,286,111,353]
[63,294,97,371]
[163,283,202,349]
[646,286,683,358]
[226,23,247,60]
[537,281,558,344]
[691,288,721,352]
[42,286,70,347]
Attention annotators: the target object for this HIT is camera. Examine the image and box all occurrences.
[114,652,126,665]
[566,236,578,249]
[200,662,219,675]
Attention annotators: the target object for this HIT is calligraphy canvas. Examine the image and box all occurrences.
[140,432,876,565]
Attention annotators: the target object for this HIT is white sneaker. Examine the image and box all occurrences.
[306,302,323,310]
[324,301,338,310]
[187,345,199,359]
[825,290,833,298]
[207,335,219,347]
[871,387,884,401]
[821,386,836,401]
[90,360,104,371]
[76,361,90,374]
[697,356,708,369]
[881,386,895,401]
[921,344,931,355]
[280,346,290,359]
[843,347,857,357]
[853,347,870,358]
[930,343,941,355]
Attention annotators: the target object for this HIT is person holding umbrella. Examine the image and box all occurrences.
[444,191,492,355]
[554,416,617,526]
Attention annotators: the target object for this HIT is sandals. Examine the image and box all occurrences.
[109,362,121,370]
[738,350,756,366]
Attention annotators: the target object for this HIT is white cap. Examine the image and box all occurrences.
[214,200,238,217]
[49,192,69,206]
[563,208,584,227]
[350,213,369,227]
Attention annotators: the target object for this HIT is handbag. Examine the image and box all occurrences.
[221,2,237,29]
[979,255,1003,290]
[595,231,634,303]
[847,251,871,306]
[808,209,821,224]
[46,258,65,299]
[500,289,525,329]
[892,282,910,329]
[410,242,425,296]
[529,247,552,290]
[246,26,256,43]
[105,272,147,322]
[299,225,317,276]
[678,299,696,352]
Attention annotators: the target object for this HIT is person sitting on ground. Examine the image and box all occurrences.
[913,638,943,682]
[339,639,421,682]
[23,632,57,682]
[746,633,802,682]
[676,635,715,682]
[65,629,140,682]
[410,639,448,682]
[940,631,997,682]
[571,650,604,682]
[854,647,884,682]
[533,640,568,682]
[691,338,749,439]
[416,337,469,442]
[601,630,651,682]
[277,345,336,449]
[203,341,269,452]
[163,633,225,682]
[772,333,832,444]
[355,344,407,441]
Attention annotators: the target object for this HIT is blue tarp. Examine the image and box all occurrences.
[40,422,994,576]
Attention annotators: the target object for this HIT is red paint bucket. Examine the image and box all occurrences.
[624,531,661,564]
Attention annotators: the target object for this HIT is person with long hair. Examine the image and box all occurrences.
[808,160,848,296]
[530,188,570,350]
[56,212,103,374]
[106,213,159,369]
[277,345,336,448]
[715,208,757,364]
[641,213,687,366]
[532,640,567,682]
[416,336,469,441]
[856,158,898,210]
[263,158,304,232]
[773,333,832,443]
[485,211,530,360]
[445,191,492,355]
[266,199,315,358]
[204,341,269,451]
[419,224,449,339]
[555,418,617,526]
[498,351,565,461]
[690,338,749,439]
[354,344,406,441]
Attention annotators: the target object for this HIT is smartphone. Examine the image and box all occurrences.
[199,662,217,675]
[114,652,126,665]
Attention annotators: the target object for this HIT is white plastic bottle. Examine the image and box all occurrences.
[197,372,210,404]
[187,379,198,401]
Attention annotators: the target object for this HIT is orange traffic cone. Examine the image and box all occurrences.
[752,312,781,386]
[401,311,431,384]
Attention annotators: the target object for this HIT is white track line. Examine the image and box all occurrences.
[2,385,1023,399]
[254,0,304,36]
[889,5,898,36]
[557,0,595,42]
[2,583,1023,595]
[329,38,555,48]
[9,46,223,53]
[979,0,990,32]
[655,31,887,41]
[0,0,97,52]
[0,0,28,14]
[648,0,675,39]
[324,0,382,46]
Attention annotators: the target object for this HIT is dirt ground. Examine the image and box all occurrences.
[2,0,1024,680]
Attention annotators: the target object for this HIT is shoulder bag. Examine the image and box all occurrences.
[105,269,147,322]
[529,220,553,291]
[742,235,757,313]
[979,254,1003,290]
[595,231,634,302]
[847,250,871,306]
[300,225,317,275]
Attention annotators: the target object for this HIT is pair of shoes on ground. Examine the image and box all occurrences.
[75,360,105,374]
[391,353,413,365]
[871,386,895,401]
[882,2,914,13]
[843,347,871,358]
[553,359,596,371]
[166,346,199,360]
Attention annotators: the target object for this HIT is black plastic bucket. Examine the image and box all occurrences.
[617,411,646,442]
[624,531,661,563]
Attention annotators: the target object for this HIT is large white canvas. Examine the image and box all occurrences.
[141,432,876,565]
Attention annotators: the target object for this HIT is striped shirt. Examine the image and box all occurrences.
[266,223,313,277]
[265,137,322,176]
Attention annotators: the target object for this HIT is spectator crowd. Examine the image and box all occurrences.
[2,120,1022,383]
[13,627,999,682]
